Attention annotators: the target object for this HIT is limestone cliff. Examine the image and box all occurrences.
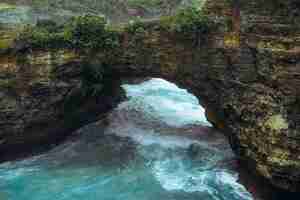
[0,0,300,192]
[0,48,125,161]
[205,0,300,191]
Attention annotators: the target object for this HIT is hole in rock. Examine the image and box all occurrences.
[0,78,258,200]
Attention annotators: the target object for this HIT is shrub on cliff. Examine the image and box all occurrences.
[159,6,214,40]
[18,15,120,50]
[173,7,212,37]
[18,21,65,49]
[125,18,147,35]
[159,7,214,47]
[64,15,106,49]
[63,15,120,49]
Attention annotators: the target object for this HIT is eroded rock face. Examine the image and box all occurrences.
[109,0,300,191]
[219,0,300,191]
[0,49,125,161]
[0,0,299,192]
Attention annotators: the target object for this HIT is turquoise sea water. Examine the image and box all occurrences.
[0,78,253,200]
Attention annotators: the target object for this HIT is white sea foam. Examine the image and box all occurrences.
[122,78,212,127]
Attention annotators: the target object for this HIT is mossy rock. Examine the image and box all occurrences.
[0,79,17,90]
[0,38,13,50]
[265,115,289,131]
[0,30,18,51]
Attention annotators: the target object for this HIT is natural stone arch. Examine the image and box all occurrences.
[0,0,300,192]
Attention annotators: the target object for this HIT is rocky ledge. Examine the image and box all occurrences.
[0,0,300,193]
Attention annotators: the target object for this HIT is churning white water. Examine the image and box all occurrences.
[0,78,253,200]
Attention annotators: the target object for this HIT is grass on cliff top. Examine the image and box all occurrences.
[0,3,17,11]
[17,7,214,51]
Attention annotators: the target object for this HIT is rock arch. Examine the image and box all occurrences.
[0,0,300,192]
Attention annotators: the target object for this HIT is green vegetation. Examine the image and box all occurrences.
[128,0,165,8]
[16,7,215,96]
[125,18,147,34]
[17,5,214,50]
[159,7,215,44]
[124,6,214,37]
[19,24,65,49]
[18,15,121,50]
[172,7,212,36]
[63,15,120,49]
[127,0,181,12]
[0,3,17,11]
[127,0,204,14]
[0,38,13,50]
[0,79,17,90]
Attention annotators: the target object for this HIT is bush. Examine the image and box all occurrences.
[18,15,121,50]
[125,18,147,35]
[18,21,65,49]
[63,15,107,49]
[159,6,214,43]
[173,7,212,36]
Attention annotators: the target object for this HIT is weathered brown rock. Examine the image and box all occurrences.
[0,49,125,161]
[111,0,300,191]
[212,0,300,191]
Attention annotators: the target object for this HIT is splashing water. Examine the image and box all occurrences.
[0,78,253,200]
[122,78,212,127]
